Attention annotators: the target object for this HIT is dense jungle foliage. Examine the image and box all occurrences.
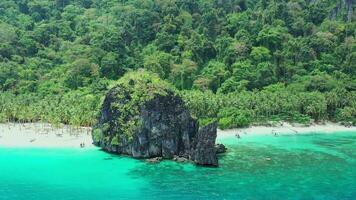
[0,0,355,128]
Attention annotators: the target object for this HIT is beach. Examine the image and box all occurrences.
[0,123,93,148]
[0,122,355,148]
[218,122,356,138]
[1,123,356,200]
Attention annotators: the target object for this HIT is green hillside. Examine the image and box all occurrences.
[0,0,355,127]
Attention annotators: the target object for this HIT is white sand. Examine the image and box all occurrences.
[0,123,93,148]
[218,122,356,138]
[0,122,355,148]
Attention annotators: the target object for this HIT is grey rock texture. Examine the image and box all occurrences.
[215,143,227,154]
[190,122,219,166]
[93,83,220,166]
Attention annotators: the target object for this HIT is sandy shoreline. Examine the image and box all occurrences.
[218,122,356,138]
[0,123,93,148]
[1,122,355,148]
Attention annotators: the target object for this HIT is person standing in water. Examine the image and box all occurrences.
[235,133,241,139]
[272,130,278,136]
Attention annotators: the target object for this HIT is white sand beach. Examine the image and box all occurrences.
[0,123,93,148]
[0,122,355,148]
[218,122,356,138]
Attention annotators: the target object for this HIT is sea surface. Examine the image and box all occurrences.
[0,131,355,200]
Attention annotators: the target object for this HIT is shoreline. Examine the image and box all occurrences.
[218,122,356,138]
[1,122,355,148]
[0,123,94,148]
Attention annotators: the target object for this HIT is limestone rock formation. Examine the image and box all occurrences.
[190,122,219,166]
[92,71,221,166]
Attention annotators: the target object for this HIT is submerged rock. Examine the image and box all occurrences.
[215,143,227,154]
[146,157,162,163]
[173,156,189,163]
[92,71,221,166]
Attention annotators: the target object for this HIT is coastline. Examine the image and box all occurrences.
[0,123,94,148]
[0,122,355,148]
[218,122,356,138]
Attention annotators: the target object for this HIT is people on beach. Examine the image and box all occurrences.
[272,130,278,136]
[80,142,85,148]
[235,133,241,139]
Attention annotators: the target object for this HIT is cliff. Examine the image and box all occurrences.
[92,70,224,166]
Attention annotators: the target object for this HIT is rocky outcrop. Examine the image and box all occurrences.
[92,71,222,166]
[215,143,227,154]
[190,122,218,166]
[146,157,162,163]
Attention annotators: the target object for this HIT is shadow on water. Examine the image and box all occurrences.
[313,136,356,159]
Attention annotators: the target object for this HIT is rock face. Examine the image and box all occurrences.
[190,122,218,166]
[92,71,221,166]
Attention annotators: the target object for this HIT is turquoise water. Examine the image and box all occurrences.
[1,131,356,200]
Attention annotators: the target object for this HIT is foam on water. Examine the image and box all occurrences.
[1,131,355,200]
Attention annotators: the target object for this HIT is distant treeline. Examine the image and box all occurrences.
[1,86,355,128]
[0,91,101,126]
[183,87,356,128]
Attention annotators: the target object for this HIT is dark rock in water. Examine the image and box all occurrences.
[215,143,227,154]
[190,122,218,166]
[146,157,162,163]
[173,156,189,163]
[92,71,221,166]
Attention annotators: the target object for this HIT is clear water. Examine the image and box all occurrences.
[1,131,356,200]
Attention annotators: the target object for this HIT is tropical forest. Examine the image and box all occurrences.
[0,0,355,128]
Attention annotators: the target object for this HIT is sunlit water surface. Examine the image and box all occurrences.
[1,131,356,200]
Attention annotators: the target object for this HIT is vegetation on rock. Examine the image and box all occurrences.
[93,70,177,144]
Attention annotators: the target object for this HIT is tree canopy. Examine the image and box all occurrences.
[0,0,355,128]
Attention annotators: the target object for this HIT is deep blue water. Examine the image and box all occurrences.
[0,131,356,200]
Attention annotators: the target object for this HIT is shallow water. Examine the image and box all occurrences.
[1,131,355,200]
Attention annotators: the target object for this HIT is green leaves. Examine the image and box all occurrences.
[107,70,174,138]
[171,59,198,90]
[143,49,173,79]
[0,0,354,128]
[65,58,99,89]
[250,47,271,63]
[100,52,122,79]
[218,108,252,129]
[193,61,229,92]
[256,25,288,50]
[183,87,356,129]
